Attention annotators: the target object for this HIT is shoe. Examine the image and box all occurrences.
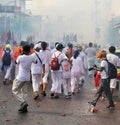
[101,96,105,101]
[18,102,28,112]
[33,94,39,100]
[106,105,115,110]
[19,106,28,113]
[65,95,71,99]
[88,102,95,107]
[54,95,59,99]
[3,79,7,85]
[68,92,72,96]
[41,91,46,96]
[51,93,54,97]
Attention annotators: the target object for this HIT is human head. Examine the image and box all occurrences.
[109,46,116,54]
[23,44,30,54]
[68,43,73,48]
[34,43,41,51]
[89,42,93,47]
[77,45,82,52]
[5,44,12,51]
[97,50,107,59]
[56,43,64,51]
[41,41,48,50]
[74,50,79,59]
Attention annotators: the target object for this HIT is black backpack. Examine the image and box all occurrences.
[2,49,11,66]
[107,61,117,79]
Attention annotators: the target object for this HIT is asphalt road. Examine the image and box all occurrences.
[0,69,120,125]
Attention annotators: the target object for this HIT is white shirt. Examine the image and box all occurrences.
[40,49,52,72]
[71,56,84,77]
[31,52,45,74]
[100,60,108,79]
[16,54,36,81]
[107,53,120,67]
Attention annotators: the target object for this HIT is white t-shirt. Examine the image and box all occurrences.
[61,60,71,78]
[71,56,84,77]
[16,54,36,81]
[100,60,108,79]
[107,53,120,67]
[31,52,45,74]
[40,49,51,72]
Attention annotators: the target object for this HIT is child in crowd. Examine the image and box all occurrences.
[88,50,115,109]
[70,50,84,94]
[61,56,72,99]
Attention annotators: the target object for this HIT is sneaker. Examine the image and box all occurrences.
[68,92,72,96]
[18,102,28,112]
[33,94,39,100]
[88,102,95,107]
[3,80,7,85]
[65,95,71,99]
[41,91,46,96]
[51,93,54,97]
[106,105,115,110]
[101,96,105,101]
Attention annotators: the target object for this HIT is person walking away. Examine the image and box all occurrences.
[61,56,72,99]
[88,50,115,110]
[2,44,13,84]
[50,43,67,98]
[70,50,84,94]
[12,44,37,113]
[31,43,45,99]
[85,42,97,77]
[40,41,51,96]
[107,46,120,95]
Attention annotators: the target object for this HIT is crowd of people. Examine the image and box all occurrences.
[0,41,120,113]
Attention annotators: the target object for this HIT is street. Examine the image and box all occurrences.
[0,70,120,125]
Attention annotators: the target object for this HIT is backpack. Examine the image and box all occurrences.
[107,61,117,79]
[50,53,61,70]
[2,49,11,66]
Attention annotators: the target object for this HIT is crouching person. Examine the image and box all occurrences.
[12,45,37,113]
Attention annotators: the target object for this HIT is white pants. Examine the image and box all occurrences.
[51,71,62,93]
[4,62,13,80]
[12,79,29,103]
[63,78,71,95]
[71,76,79,92]
[32,74,42,92]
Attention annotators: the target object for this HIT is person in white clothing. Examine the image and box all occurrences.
[61,56,72,99]
[40,41,51,96]
[31,43,45,99]
[107,46,120,95]
[50,43,67,98]
[12,44,37,113]
[70,50,84,94]
[85,42,97,77]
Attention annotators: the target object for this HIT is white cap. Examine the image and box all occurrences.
[34,43,41,49]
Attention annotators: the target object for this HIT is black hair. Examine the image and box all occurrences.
[109,46,116,53]
[74,50,79,59]
[68,43,73,48]
[23,44,30,53]
[41,41,47,50]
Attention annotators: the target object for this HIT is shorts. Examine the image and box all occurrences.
[110,79,116,89]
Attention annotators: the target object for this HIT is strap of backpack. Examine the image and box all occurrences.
[54,52,61,58]
[35,52,42,64]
